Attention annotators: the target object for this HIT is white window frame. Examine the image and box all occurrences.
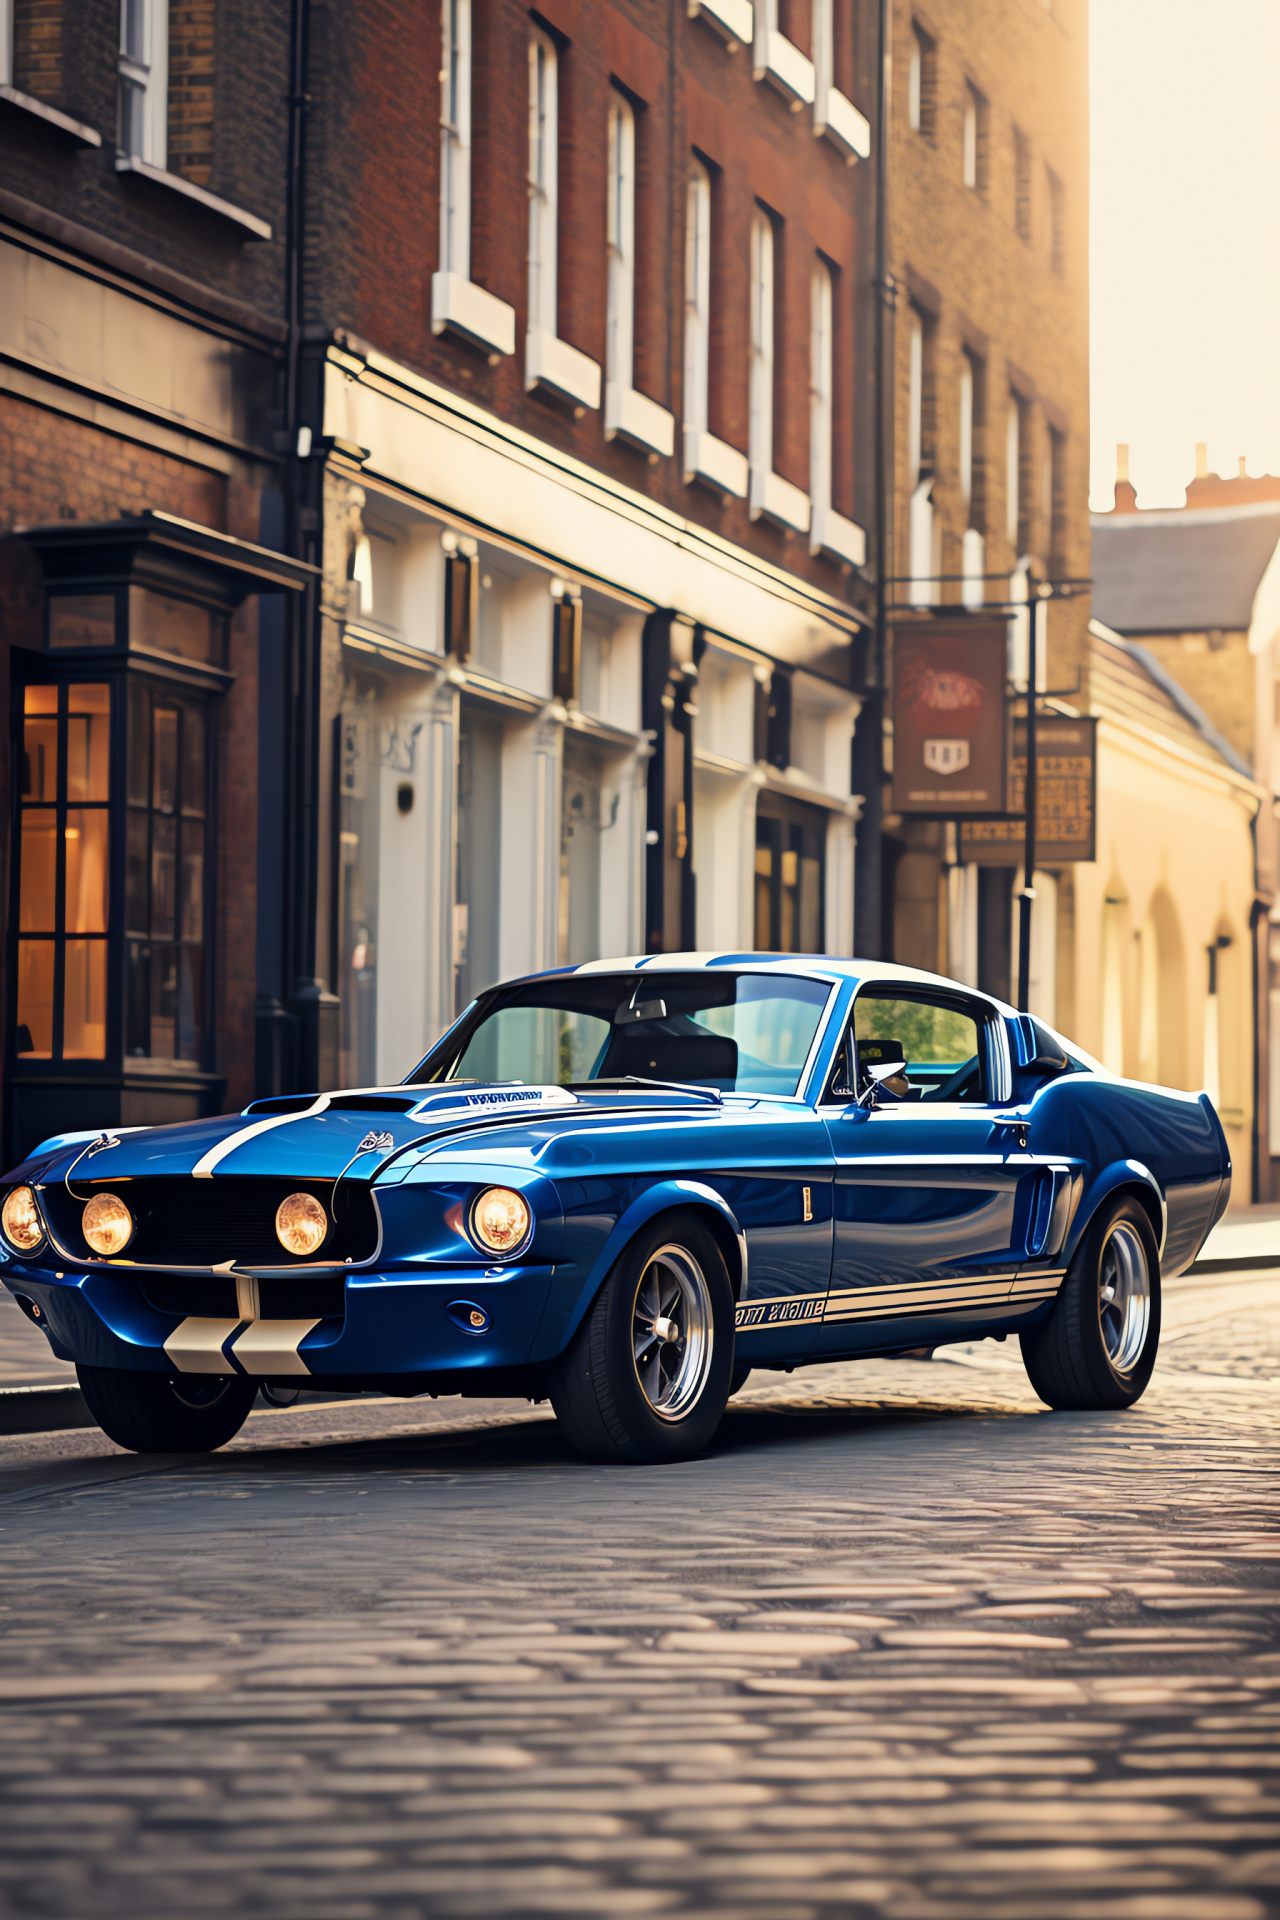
[907,307,924,486]
[522,32,599,409]
[1006,399,1020,544]
[753,0,815,111]
[906,307,934,604]
[908,26,923,132]
[959,352,984,607]
[963,84,978,189]
[432,0,516,359]
[808,258,864,567]
[688,0,753,51]
[959,353,973,509]
[118,0,168,167]
[812,0,871,162]
[748,207,809,533]
[683,159,747,497]
[604,89,672,453]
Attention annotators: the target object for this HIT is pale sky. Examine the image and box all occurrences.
[1089,0,1280,511]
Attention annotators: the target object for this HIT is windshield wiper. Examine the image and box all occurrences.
[569,1075,723,1105]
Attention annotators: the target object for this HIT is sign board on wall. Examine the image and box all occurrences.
[961,715,1098,865]
[891,620,1008,816]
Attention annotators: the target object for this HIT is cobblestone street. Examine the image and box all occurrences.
[0,1268,1277,1920]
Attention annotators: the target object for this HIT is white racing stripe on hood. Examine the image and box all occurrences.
[191,1095,332,1178]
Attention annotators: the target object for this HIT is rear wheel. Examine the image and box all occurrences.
[77,1365,256,1453]
[549,1214,735,1463]
[1020,1196,1160,1410]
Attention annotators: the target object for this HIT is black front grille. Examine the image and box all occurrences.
[141,1272,347,1319]
[42,1177,378,1270]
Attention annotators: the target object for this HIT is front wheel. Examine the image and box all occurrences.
[1020,1196,1161,1410]
[77,1365,256,1453]
[549,1214,735,1463]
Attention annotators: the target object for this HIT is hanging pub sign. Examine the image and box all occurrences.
[891,619,1009,816]
[961,714,1098,865]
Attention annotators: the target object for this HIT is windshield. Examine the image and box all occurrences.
[419,972,834,1096]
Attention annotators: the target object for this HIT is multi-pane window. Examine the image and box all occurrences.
[907,306,935,603]
[755,795,825,954]
[908,22,935,138]
[1046,164,1064,274]
[684,160,711,445]
[15,682,111,1061]
[125,682,208,1065]
[1006,398,1021,546]
[440,0,472,280]
[606,91,636,397]
[963,84,987,194]
[748,208,776,485]
[118,0,168,165]
[960,351,986,608]
[1014,126,1033,241]
[527,31,558,339]
[809,258,834,523]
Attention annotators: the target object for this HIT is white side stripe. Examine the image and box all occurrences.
[163,1317,239,1374]
[191,1096,331,1178]
[232,1319,319,1376]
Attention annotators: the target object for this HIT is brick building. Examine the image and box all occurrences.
[865,0,1091,1009]
[0,0,307,1158]
[0,0,876,1151]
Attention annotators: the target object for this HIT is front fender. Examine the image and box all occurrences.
[529,1177,745,1365]
[1065,1157,1167,1267]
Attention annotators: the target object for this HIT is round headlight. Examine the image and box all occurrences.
[82,1191,134,1257]
[275,1191,329,1257]
[2,1185,44,1253]
[470,1187,532,1256]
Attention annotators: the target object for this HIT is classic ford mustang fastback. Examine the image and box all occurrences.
[0,956,1230,1462]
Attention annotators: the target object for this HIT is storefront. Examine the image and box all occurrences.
[8,516,311,1158]
[316,341,868,1083]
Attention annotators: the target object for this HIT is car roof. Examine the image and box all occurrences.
[498,953,1009,1006]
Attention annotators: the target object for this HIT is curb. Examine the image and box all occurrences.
[1188,1253,1280,1276]
[0,1384,93,1435]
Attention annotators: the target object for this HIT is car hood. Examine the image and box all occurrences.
[7,1083,720,1186]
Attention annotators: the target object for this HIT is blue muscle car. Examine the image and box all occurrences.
[0,957,1230,1462]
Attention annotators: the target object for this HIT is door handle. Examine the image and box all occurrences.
[990,1119,1030,1152]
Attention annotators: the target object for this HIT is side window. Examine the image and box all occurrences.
[845,992,988,1103]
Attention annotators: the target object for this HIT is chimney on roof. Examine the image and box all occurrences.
[1195,441,1209,479]
[1112,441,1138,514]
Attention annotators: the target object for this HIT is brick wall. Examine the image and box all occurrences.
[308,0,873,606]
[0,0,288,330]
[12,0,62,101]
[167,0,216,188]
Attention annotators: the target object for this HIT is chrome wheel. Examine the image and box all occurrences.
[1098,1220,1151,1373]
[631,1243,714,1421]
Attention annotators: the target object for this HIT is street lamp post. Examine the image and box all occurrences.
[1016,588,1041,1014]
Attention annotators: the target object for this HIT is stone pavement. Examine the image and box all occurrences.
[0,1270,1277,1920]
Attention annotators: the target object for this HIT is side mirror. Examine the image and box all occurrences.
[856,1059,906,1109]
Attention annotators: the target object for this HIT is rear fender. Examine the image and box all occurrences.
[1064,1158,1166,1268]
[530,1178,745,1364]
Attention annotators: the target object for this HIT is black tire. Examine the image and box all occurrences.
[549,1212,735,1463]
[76,1365,256,1453]
[729,1365,752,1397]
[1020,1196,1161,1410]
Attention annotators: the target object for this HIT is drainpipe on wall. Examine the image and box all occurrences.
[279,0,338,1094]
[854,0,894,960]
